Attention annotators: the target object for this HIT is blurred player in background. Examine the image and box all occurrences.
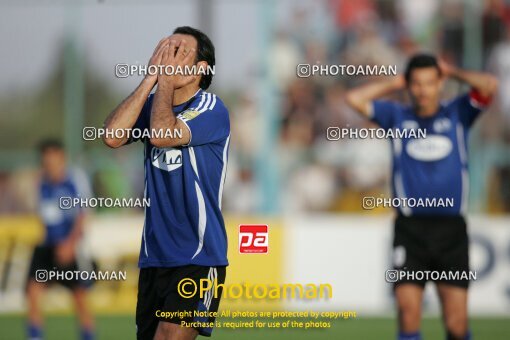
[103,26,230,340]
[345,54,498,340]
[26,140,95,340]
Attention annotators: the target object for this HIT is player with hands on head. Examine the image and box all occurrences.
[345,54,498,340]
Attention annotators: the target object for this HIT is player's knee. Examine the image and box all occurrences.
[72,287,86,298]
[445,314,468,339]
[399,309,421,328]
[26,280,41,298]
[26,281,34,295]
[398,301,421,329]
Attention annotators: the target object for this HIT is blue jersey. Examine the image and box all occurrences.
[132,89,230,268]
[371,91,488,216]
[39,176,81,245]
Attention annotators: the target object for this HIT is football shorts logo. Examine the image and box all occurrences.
[405,135,452,161]
[40,200,65,225]
[402,120,419,131]
[151,147,182,172]
[239,225,269,254]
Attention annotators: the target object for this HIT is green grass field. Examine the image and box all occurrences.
[0,315,509,340]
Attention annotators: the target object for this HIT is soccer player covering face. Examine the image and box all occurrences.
[103,27,230,340]
[345,54,498,340]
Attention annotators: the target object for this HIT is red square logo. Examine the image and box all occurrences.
[239,225,269,254]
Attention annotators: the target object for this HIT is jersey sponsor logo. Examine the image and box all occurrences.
[40,200,65,225]
[180,109,201,121]
[402,120,419,131]
[151,147,183,172]
[433,117,452,133]
[405,135,453,161]
[239,225,269,254]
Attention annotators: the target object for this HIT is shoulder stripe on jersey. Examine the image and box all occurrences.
[194,92,207,112]
[218,135,230,210]
[196,92,209,111]
[199,93,212,113]
[191,181,207,260]
[209,94,217,111]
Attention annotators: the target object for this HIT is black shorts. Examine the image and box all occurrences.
[27,245,95,290]
[391,215,470,289]
[136,265,227,339]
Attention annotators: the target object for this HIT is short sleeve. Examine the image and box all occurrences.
[177,95,230,146]
[371,100,400,131]
[70,167,92,199]
[451,90,492,128]
[127,94,153,144]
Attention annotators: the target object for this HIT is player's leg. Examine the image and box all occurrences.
[136,268,162,340]
[392,215,430,340]
[395,283,424,339]
[54,244,95,340]
[26,279,46,340]
[26,245,53,340]
[72,286,95,340]
[56,245,96,340]
[433,216,471,339]
[436,284,470,340]
[154,322,198,340]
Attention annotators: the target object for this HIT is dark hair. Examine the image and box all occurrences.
[173,26,215,90]
[404,53,441,83]
[38,138,64,154]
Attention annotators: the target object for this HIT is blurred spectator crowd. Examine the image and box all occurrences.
[1,0,510,215]
[225,0,510,213]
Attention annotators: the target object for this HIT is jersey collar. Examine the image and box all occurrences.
[173,88,203,113]
[410,102,446,120]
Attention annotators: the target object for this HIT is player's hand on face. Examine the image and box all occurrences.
[158,39,197,89]
[55,240,75,266]
[146,37,171,85]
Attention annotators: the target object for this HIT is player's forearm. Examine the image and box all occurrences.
[103,77,155,148]
[150,83,179,147]
[449,67,498,98]
[345,76,404,117]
